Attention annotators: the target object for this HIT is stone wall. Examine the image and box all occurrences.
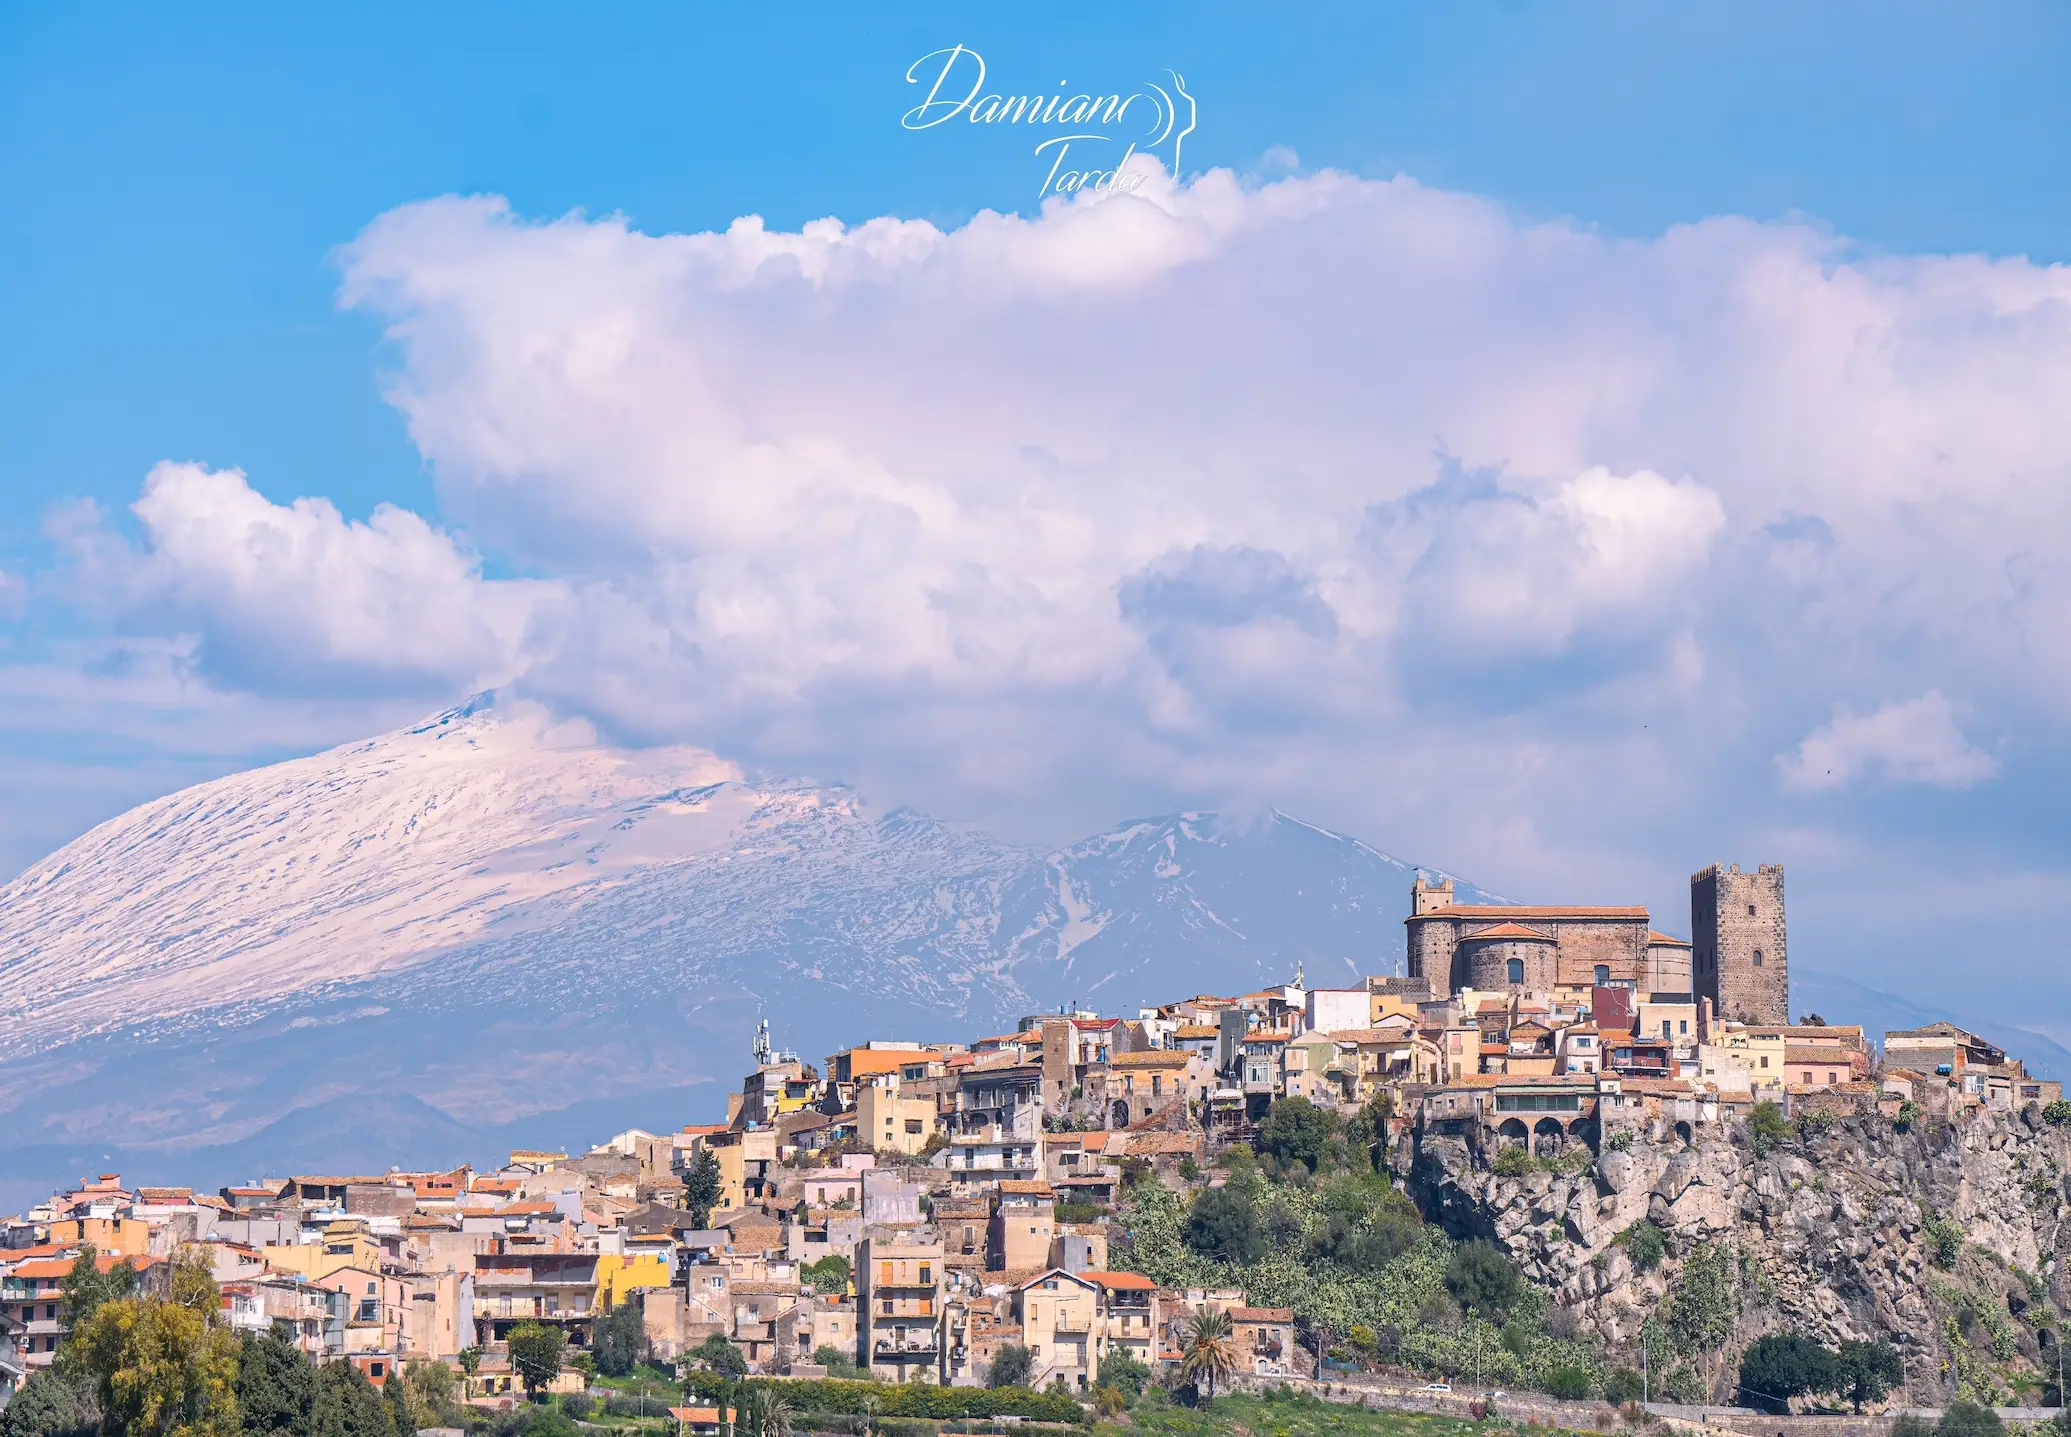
[1694,863,1789,1025]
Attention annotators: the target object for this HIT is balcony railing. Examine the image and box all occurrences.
[873,1337,940,1358]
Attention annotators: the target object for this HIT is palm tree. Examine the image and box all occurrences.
[1180,1308,1240,1401]
[737,1387,798,1437]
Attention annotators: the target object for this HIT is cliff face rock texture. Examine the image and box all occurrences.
[1407,1106,2071,1403]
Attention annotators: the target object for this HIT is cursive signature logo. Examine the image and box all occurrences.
[902,45,1197,199]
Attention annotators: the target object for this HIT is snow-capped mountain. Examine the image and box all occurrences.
[0,696,1495,1192]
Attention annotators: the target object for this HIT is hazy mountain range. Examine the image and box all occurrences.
[1,694,2061,1211]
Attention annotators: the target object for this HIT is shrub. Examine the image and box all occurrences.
[561,1393,593,1421]
[802,1254,853,1294]
[1619,1221,1667,1272]
[1606,1129,1634,1152]
[1258,1097,1349,1171]
[1601,1368,1645,1404]
[2044,1099,2071,1126]
[1095,1350,1151,1399]
[1795,1108,1838,1140]
[1545,1365,1593,1400]
[1937,1399,2005,1437]
[1492,1145,1536,1177]
[1896,1100,1922,1131]
[1893,1417,1937,1437]
[1922,1208,1964,1268]
[1447,1239,1523,1318]
[1750,1102,1791,1157]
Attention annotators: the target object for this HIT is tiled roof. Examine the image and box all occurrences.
[1465,922,1554,941]
[1110,1050,1191,1068]
[1646,931,1692,946]
[1409,905,1649,921]
[1080,1270,1154,1289]
[1233,1306,1294,1322]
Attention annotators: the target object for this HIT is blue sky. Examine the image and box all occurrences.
[4,2,2071,1041]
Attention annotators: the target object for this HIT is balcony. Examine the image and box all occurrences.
[873,1336,940,1359]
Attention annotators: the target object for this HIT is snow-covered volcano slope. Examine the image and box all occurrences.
[0,697,1491,1184]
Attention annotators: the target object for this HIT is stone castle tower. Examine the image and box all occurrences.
[1691,863,1788,1024]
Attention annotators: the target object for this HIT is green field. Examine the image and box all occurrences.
[1097,1389,1589,1437]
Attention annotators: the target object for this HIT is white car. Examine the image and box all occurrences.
[1419,1382,1452,1392]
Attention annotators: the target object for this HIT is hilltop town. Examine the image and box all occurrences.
[2,862,2065,1425]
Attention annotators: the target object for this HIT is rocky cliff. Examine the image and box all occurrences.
[1406,1103,2071,1405]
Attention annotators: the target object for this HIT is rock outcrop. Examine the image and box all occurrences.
[1405,1104,2071,1403]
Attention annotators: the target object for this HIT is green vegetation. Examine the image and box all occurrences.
[1923,1206,1965,1268]
[1118,1163,1598,1394]
[1937,1399,2006,1437]
[1098,1388,1599,1437]
[690,1376,1083,1425]
[1615,1220,1665,1272]
[1750,1100,1792,1157]
[1664,1241,1740,1348]
[507,1320,569,1398]
[801,1252,852,1294]
[686,1332,749,1378]
[987,1345,1034,1388]
[1896,1099,1922,1131]
[682,1145,724,1227]
[2044,1099,2071,1126]
[813,1343,861,1379]
[592,1298,649,1376]
[1736,1334,1902,1414]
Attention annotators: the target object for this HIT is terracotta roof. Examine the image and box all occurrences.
[1171,1025,1219,1039]
[1109,1050,1192,1068]
[669,1409,721,1423]
[1464,922,1554,941]
[1232,1306,1295,1322]
[1785,1047,1863,1066]
[1408,905,1649,922]
[1079,1270,1154,1289]
[1646,931,1692,947]
[996,1181,1055,1197]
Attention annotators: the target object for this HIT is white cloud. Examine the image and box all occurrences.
[85,462,553,698]
[18,166,2071,917]
[1778,691,1998,792]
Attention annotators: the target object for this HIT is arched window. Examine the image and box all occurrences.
[1594,964,1610,985]
[1753,949,1764,966]
[1506,958,1525,984]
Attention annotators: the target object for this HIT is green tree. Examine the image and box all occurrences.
[686,1334,746,1378]
[683,1148,725,1228]
[986,1345,1034,1388]
[1737,1334,1841,1414]
[235,1329,318,1437]
[1095,1349,1152,1398]
[310,1359,393,1437]
[58,1245,139,1335]
[1183,1186,1264,1265]
[1258,1097,1346,1172]
[1445,1239,1522,1319]
[1750,1101,1791,1157]
[401,1358,463,1430]
[0,1369,101,1437]
[1937,1399,2005,1437]
[1178,1308,1238,1400]
[1834,1339,1903,1412]
[592,1299,647,1377]
[507,1321,568,1400]
[1544,1365,1591,1400]
[800,1254,851,1295]
[72,1294,243,1437]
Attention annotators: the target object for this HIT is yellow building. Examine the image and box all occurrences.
[1721,1025,1788,1095]
[595,1252,672,1314]
[857,1074,938,1156]
[261,1221,382,1282]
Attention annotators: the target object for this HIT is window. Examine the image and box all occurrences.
[918,1265,931,1284]
[1594,965,1610,985]
[1753,950,1764,966]
[1760,1055,1769,1068]
[1827,1071,1838,1085]
[1507,958,1525,984]
[882,1298,895,1314]
[1661,1020,1672,1038]
[1679,1020,1689,1035]
[1747,903,1756,915]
